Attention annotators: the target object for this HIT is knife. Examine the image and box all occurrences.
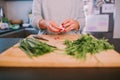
[33,35,49,41]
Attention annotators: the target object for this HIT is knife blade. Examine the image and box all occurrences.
[33,35,49,41]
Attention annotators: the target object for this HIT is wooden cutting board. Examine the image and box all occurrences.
[0,34,120,67]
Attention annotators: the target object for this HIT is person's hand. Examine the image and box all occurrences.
[38,20,48,29]
[39,20,62,33]
[47,21,62,33]
[62,19,80,32]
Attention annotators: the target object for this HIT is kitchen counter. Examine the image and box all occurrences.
[0,27,24,35]
[0,25,38,35]
[0,27,38,38]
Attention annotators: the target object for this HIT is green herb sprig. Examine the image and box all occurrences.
[19,38,56,57]
[64,34,114,59]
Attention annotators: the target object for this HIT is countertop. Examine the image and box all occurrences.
[0,27,24,35]
[0,25,35,35]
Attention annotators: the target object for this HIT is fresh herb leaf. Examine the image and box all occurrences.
[64,34,114,59]
[19,38,56,57]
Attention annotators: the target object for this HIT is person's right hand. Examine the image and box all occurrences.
[47,21,62,33]
[38,20,48,29]
[39,20,64,34]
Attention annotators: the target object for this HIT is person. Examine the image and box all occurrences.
[31,0,85,34]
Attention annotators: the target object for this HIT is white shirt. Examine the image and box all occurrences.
[31,0,85,34]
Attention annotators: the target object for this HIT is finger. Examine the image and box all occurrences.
[62,22,71,28]
[47,25,60,33]
[64,25,74,32]
[50,21,62,30]
[47,25,58,33]
[62,19,71,25]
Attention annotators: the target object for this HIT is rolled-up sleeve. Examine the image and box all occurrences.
[31,0,43,29]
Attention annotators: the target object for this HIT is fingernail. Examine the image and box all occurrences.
[59,29,62,32]
[64,29,66,32]
[62,25,64,28]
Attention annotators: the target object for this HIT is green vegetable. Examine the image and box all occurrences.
[19,38,56,57]
[2,17,9,23]
[9,25,20,29]
[64,34,114,59]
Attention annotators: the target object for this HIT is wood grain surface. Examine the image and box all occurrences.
[0,34,120,67]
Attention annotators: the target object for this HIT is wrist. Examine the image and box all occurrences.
[75,20,80,31]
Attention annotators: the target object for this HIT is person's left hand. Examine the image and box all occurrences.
[62,19,80,32]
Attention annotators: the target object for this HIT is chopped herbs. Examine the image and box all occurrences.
[19,38,56,57]
[64,34,114,59]
[19,34,114,59]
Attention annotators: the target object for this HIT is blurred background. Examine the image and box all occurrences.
[0,0,120,53]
